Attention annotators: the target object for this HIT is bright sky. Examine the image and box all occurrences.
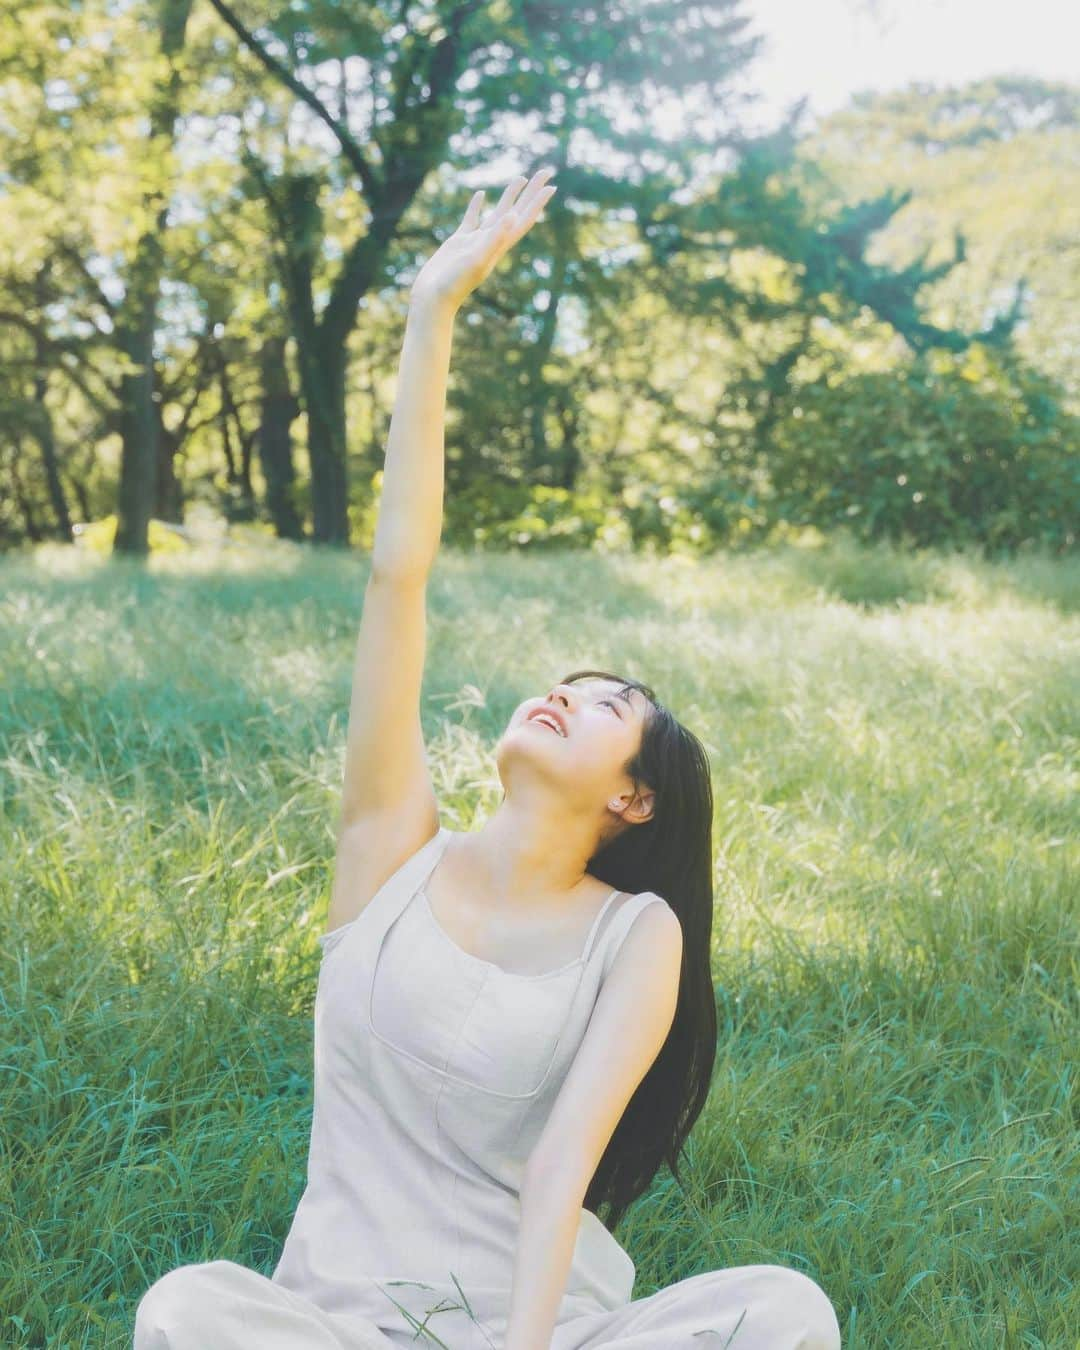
[731,0,1080,131]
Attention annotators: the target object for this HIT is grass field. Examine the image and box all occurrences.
[1,532,1077,1348]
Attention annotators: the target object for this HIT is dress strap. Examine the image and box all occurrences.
[587,891,671,979]
[579,887,623,964]
[319,824,452,956]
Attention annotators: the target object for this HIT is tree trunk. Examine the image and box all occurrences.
[11,441,44,542]
[527,142,573,479]
[257,335,304,540]
[31,409,73,542]
[113,0,193,556]
[70,469,92,523]
[297,334,349,544]
[155,404,185,522]
[29,368,73,542]
[219,374,238,484]
[554,387,582,490]
[114,281,160,553]
[218,354,256,521]
[154,342,215,523]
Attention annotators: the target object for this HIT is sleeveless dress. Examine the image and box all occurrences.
[270,824,651,1340]
[132,825,843,1349]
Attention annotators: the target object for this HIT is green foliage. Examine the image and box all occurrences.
[1,4,1077,566]
[766,348,1079,553]
[440,479,620,551]
[438,478,725,556]
[802,77,1080,409]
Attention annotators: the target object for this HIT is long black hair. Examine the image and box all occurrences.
[556,668,717,1234]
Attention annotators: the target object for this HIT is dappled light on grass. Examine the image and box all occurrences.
[1,533,1077,1346]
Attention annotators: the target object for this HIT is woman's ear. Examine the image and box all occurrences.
[610,790,655,826]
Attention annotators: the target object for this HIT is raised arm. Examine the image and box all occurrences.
[326,168,557,934]
[369,164,558,588]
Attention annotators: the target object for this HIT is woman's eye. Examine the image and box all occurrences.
[599,699,619,713]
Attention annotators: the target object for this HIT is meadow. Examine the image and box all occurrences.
[1,532,1076,1348]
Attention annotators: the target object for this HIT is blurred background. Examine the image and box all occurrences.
[2,0,1077,558]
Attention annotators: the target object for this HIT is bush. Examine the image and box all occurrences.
[766,347,1079,554]
[72,515,190,556]
[442,479,633,552]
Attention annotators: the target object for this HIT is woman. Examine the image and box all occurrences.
[133,168,842,1349]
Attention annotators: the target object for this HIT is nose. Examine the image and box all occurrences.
[546,684,575,710]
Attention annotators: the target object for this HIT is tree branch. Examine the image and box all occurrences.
[205,0,380,199]
[55,240,119,318]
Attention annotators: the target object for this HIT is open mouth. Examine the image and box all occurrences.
[527,712,566,737]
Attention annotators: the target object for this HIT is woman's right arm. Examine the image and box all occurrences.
[327,169,557,933]
[326,300,457,935]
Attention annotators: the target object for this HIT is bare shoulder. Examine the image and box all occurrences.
[326,802,440,936]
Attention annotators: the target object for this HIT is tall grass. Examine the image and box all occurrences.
[1,533,1077,1347]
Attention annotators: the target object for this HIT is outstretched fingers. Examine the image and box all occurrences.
[506,181,557,243]
[487,173,530,225]
[495,167,556,231]
[459,167,557,238]
[435,167,559,299]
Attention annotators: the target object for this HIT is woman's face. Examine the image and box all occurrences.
[495,677,652,816]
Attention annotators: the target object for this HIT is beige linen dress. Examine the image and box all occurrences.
[133,825,842,1348]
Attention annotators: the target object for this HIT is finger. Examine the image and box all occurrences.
[504,166,556,223]
[459,188,485,232]
[499,186,556,248]
[485,166,555,229]
[485,177,555,254]
[526,183,557,225]
[471,179,557,289]
[486,175,529,227]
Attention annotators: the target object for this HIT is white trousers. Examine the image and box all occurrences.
[133,1258,843,1348]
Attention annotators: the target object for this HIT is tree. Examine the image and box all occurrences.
[202,0,766,543]
[113,0,195,554]
[802,76,1080,408]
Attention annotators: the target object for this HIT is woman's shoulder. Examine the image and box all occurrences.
[592,888,673,956]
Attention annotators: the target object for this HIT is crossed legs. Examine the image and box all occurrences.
[551,1264,843,1349]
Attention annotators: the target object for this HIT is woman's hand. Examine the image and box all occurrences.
[410,167,558,313]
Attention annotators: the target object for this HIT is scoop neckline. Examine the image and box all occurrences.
[417,827,622,982]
